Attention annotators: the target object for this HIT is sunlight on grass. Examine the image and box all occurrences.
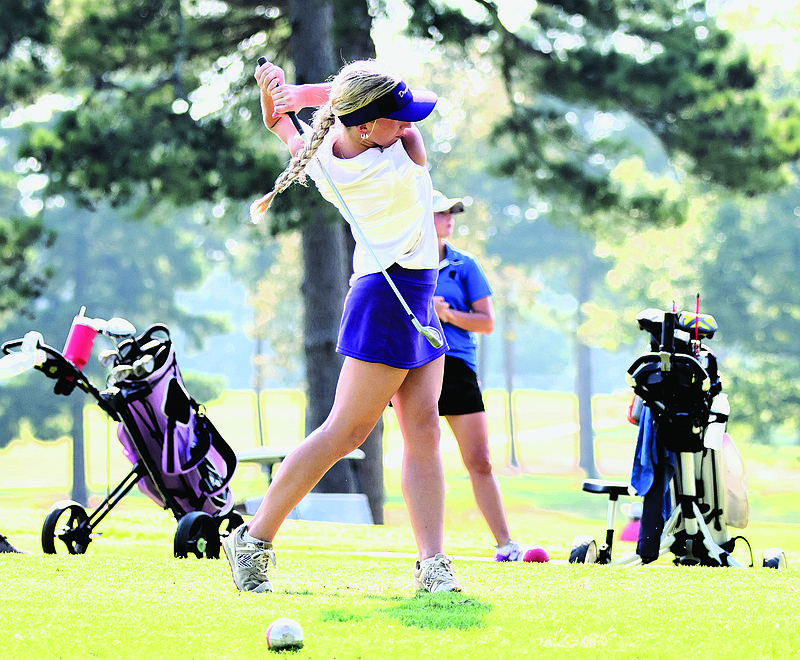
[1,549,799,660]
[2,390,800,657]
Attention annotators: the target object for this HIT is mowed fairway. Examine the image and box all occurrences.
[2,389,800,659]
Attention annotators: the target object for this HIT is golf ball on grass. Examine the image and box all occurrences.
[523,547,550,563]
[267,618,304,652]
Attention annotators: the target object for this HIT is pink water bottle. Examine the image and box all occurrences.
[62,306,97,369]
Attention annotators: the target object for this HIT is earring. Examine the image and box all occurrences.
[360,132,368,140]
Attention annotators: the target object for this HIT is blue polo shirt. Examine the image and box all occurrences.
[435,243,493,373]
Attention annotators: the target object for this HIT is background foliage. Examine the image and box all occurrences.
[3,0,800,476]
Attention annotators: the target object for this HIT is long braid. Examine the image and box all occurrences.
[249,105,336,222]
[250,103,336,224]
[276,106,336,192]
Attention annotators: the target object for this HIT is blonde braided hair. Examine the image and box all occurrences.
[250,60,401,222]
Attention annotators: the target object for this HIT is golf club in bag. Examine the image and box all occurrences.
[254,56,443,349]
[0,308,242,558]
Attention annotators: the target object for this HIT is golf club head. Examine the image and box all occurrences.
[409,313,444,349]
[421,326,444,349]
[132,354,155,377]
[108,364,133,385]
[102,317,137,341]
[97,349,119,368]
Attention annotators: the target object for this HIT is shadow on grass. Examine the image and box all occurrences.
[381,592,492,630]
[320,593,492,630]
[321,609,368,623]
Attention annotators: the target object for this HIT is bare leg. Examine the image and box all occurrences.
[247,358,407,542]
[446,412,512,546]
[392,356,446,560]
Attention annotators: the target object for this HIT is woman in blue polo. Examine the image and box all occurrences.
[433,190,544,562]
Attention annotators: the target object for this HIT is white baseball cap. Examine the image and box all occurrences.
[432,190,464,214]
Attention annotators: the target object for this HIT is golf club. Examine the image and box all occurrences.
[255,57,443,349]
[100,317,137,344]
[98,349,119,368]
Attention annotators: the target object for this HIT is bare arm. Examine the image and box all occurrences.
[434,296,494,334]
[254,60,332,156]
[400,125,426,166]
[270,82,332,115]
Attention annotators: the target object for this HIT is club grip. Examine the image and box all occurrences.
[256,57,304,135]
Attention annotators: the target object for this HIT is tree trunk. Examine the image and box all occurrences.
[289,0,356,493]
[286,0,386,512]
[503,299,519,468]
[70,396,88,505]
[575,258,599,479]
[301,210,355,493]
[333,0,385,523]
[333,0,376,63]
[70,224,89,505]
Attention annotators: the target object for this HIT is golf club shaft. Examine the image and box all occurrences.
[258,66,442,348]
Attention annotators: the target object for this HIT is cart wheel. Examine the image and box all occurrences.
[174,512,221,559]
[762,548,788,570]
[217,511,244,541]
[569,535,598,564]
[42,500,91,555]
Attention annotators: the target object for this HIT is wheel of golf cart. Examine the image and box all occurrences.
[569,535,599,564]
[42,500,92,555]
[216,511,244,541]
[762,547,788,570]
[174,512,221,559]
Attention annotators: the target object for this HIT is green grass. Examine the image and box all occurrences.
[2,486,800,659]
[3,389,800,657]
[1,511,799,660]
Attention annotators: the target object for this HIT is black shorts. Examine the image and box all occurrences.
[438,355,485,416]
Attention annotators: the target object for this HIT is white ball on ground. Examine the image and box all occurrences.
[267,617,304,651]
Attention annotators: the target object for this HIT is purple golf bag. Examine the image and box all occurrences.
[114,326,236,518]
[3,320,242,558]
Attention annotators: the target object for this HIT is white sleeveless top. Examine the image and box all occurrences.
[306,135,438,282]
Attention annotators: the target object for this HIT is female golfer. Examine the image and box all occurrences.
[223,59,460,593]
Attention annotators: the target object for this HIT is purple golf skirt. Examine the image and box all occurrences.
[337,264,448,369]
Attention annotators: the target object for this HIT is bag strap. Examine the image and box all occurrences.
[162,377,214,473]
[179,399,211,472]
[194,411,238,494]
